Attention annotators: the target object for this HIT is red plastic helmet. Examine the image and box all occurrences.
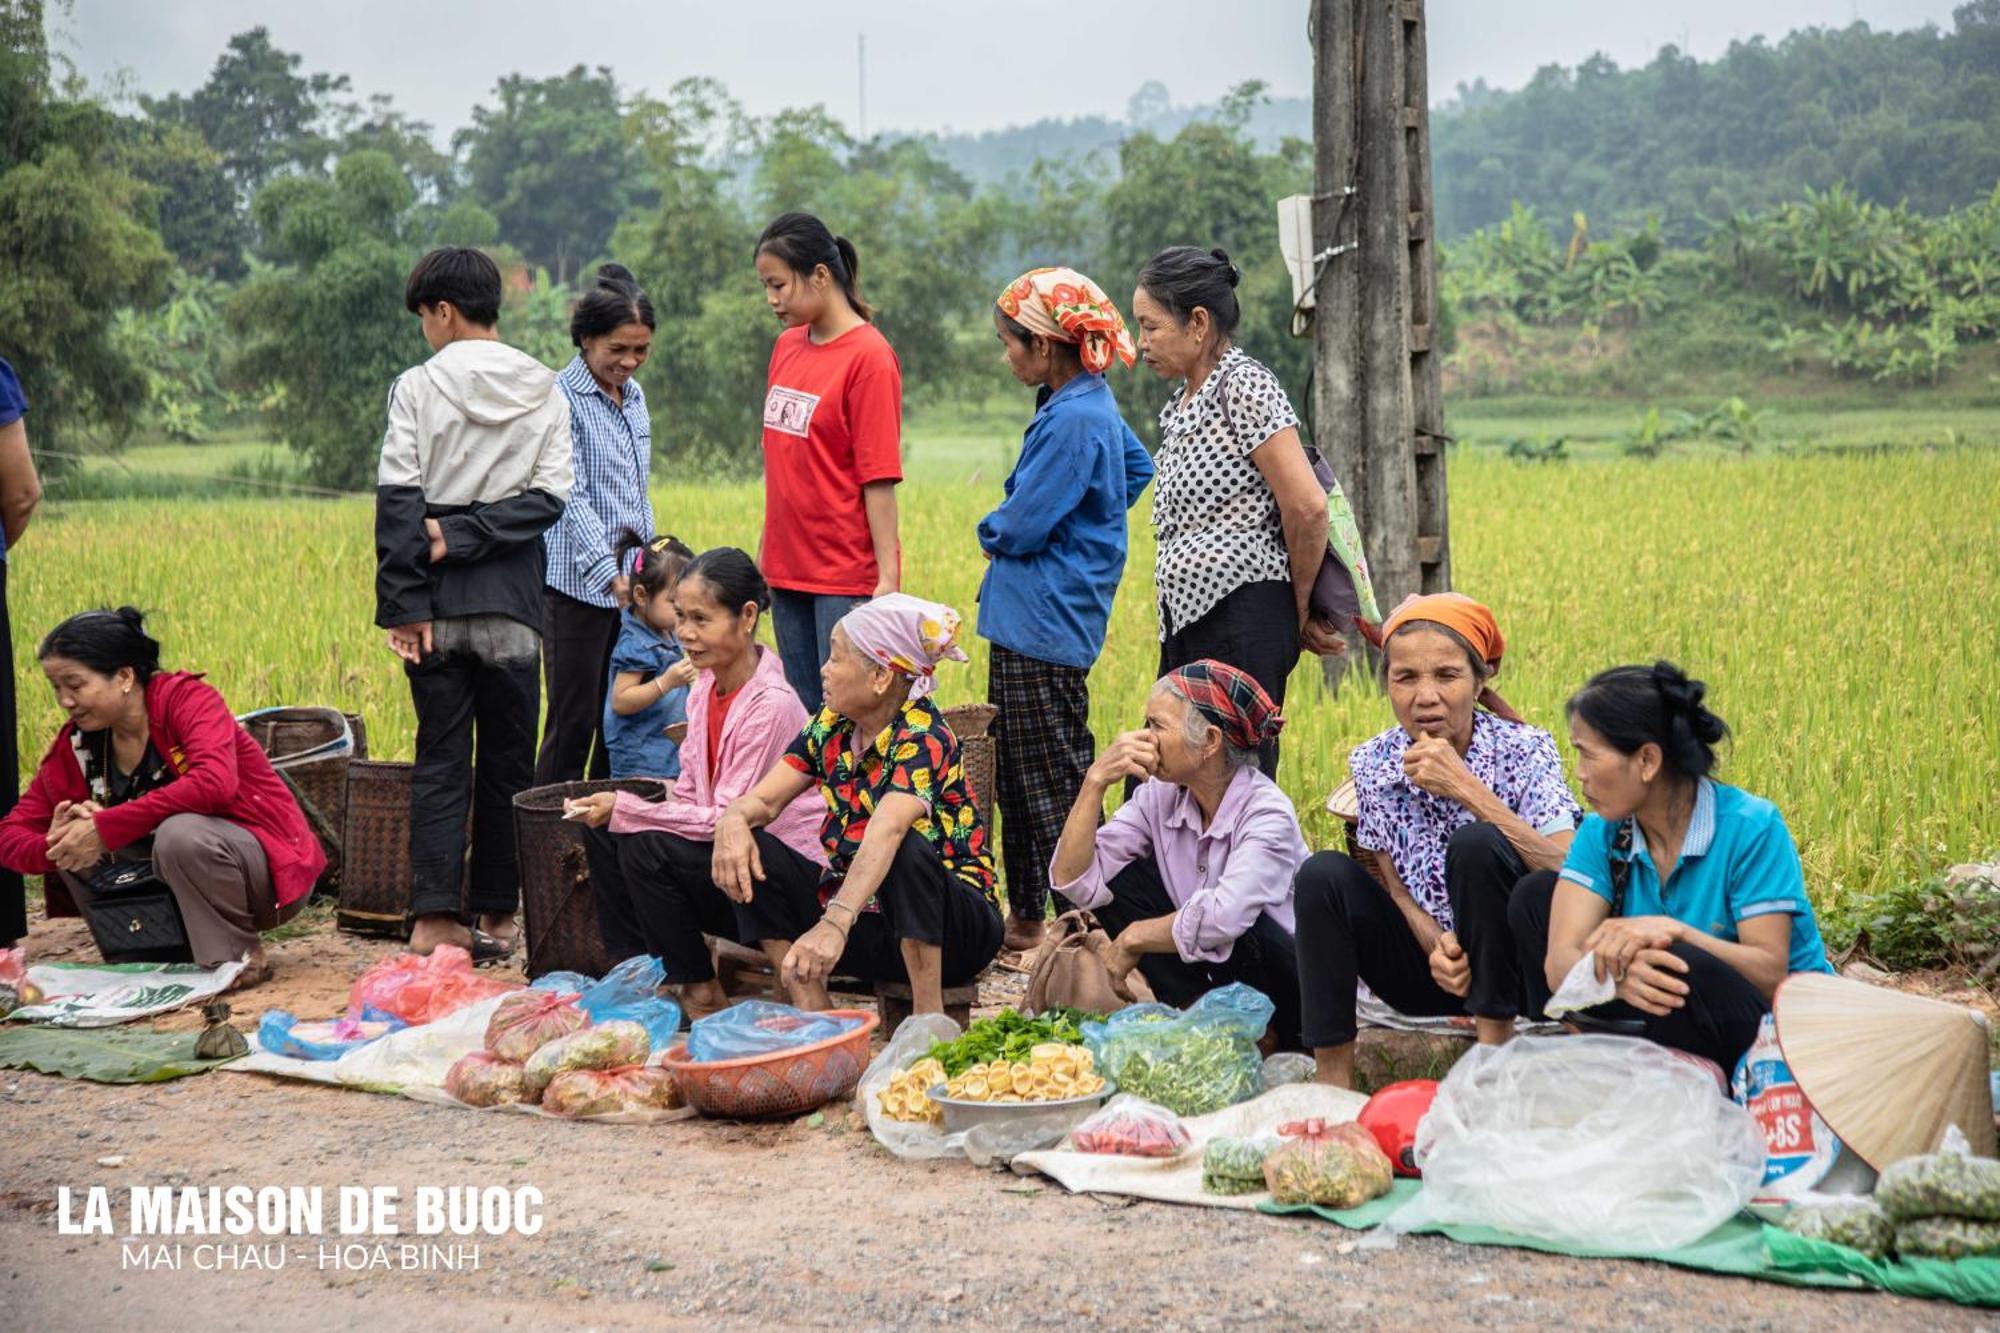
[1358,1079,1440,1177]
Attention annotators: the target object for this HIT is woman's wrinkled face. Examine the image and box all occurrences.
[670,574,756,674]
[756,251,825,329]
[581,321,652,392]
[1570,717,1653,822]
[1131,286,1203,381]
[1385,628,1482,745]
[1145,687,1210,786]
[820,626,892,720]
[42,656,131,732]
[995,310,1048,387]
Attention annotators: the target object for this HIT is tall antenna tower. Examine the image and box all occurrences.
[857,34,867,140]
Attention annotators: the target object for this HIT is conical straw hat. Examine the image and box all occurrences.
[1774,972,1995,1171]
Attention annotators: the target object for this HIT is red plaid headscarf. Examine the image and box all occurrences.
[1164,660,1284,751]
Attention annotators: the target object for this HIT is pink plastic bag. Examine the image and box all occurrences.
[0,946,23,988]
[347,946,516,1025]
[485,990,588,1062]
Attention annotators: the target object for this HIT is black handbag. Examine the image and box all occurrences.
[80,860,193,964]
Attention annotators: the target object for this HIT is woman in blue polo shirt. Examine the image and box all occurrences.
[1509,661,1833,1070]
[979,267,1154,958]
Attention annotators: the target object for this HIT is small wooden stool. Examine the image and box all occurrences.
[873,979,978,1031]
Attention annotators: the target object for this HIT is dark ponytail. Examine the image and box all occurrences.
[1136,245,1242,338]
[756,212,873,321]
[614,529,694,602]
[677,547,772,623]
[39,607,163,684]
[1566,661,1731,783]
[570,262,656,347]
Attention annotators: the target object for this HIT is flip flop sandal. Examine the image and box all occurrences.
[991,947,1035,975]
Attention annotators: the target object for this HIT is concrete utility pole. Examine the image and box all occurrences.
[1309,0,1450,606]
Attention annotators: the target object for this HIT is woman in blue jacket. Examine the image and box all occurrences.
[979,268,1154,957]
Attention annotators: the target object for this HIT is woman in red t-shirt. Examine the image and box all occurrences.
[753,212,903,713]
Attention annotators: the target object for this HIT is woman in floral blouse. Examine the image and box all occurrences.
[1292,594,1581,1087]
[713,594,1001,1014]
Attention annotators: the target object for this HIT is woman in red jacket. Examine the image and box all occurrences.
[0,608,325,986]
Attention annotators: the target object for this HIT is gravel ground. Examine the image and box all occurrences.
[2,913,1991,1330]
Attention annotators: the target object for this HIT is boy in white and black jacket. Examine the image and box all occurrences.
[375,247,573,959]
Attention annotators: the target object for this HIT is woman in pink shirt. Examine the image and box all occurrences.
[1049,659,1307,1049]
[566,548,824,1016]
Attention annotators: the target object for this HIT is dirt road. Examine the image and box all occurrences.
[1,912,1986,1331]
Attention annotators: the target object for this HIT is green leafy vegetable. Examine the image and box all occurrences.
[924,1007,1097,1077]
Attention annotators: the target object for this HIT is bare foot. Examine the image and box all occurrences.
[224,949,274,992]
[1002,916,1046,955]
[477,912,521,945]
[407,914,472,955]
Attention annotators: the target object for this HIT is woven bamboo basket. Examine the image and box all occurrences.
[241,708,365,900]
[1326,777,1386,887]
[513,778,666,981]
[941,701,997,823]
[337,759,470,936]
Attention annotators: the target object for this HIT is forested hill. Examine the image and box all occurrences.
[914,6,2000,241]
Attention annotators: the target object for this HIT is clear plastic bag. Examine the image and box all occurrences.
[1263,1119,1394,1208]
[1069,1094,1192,1159]
[859,1013,967,1160]
[346,946,517,1025]
[541,1065,683,1118]
[445,1051,528,1107]
[533,956,681,1052]
[522,1020,652,1100]
[686,1000,858,1062]
[1385,1035,1766,1252]
[1081,983,1273,1117]
[484,990,589,1063]
[1877,1125,2000,1222]
[1260,1051,1318,1091]
[256,1010,401,1061]
[1781,1197,1893,1258]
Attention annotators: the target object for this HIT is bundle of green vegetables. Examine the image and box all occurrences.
[924,1008,1098,1077]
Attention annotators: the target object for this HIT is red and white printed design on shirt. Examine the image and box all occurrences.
[763,386,820,438]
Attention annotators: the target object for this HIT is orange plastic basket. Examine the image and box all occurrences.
[661,1008,881,1120]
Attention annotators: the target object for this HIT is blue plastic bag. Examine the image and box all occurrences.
[1080,983,1274,1117]
[257,1010,402,1061]
[531,956,682,1051]
[686,1000,859,1062]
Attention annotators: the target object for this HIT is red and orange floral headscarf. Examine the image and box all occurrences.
[996,267,1137,374]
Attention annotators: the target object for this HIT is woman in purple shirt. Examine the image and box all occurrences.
[1294,594,1580,1087]
[1049,659,1306,1050]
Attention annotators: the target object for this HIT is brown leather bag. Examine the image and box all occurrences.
[1024,910,1133,1016]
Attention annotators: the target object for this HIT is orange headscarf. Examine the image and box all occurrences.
[1380,592,1523,724]
[996,267,1138,374]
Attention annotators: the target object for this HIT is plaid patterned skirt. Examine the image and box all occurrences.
[987,645,1095,921]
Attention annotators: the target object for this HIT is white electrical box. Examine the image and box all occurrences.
[1278,194,1315,336]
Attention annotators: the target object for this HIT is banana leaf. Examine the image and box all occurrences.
[0,1024,243,1082]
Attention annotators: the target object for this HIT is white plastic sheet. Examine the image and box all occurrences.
[1385,1035,1765,1251]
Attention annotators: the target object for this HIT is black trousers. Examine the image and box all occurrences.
[405,617,540,918]
[987,645,1094,923]
[582,825,814,983]
[1294,822,1534,1049]
[748,829,1003,987]
[0,560,21,945]
[535,588,619,784]
[1508,870,1772,1071]
[1090,855,1304,1052]
[1158,578,1299,778]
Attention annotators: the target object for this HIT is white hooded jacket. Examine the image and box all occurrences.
[374,339,574,631]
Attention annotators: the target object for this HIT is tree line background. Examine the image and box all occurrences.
[3,0,1998,491]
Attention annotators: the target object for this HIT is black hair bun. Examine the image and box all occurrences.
[595,262,638,289]
[1208,247,1241,287]
[114,606,147,631]
[1652,660,1728,744]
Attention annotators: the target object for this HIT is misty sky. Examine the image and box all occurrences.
[53,0,1964,139]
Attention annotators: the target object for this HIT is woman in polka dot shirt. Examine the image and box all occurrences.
[1131,246,1347,777]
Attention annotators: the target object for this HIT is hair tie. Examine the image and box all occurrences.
[632,547,647,577]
